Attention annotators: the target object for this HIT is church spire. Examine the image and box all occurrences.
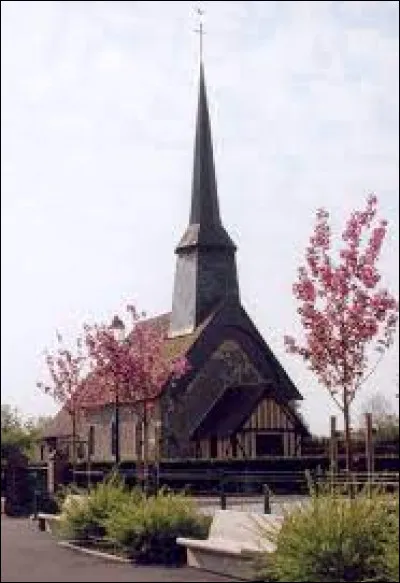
[176,64,236,251]
[189,63,219,226]
[169,63,239,337]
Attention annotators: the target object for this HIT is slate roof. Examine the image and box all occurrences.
[192,383,310,439]
[192,384,267,439]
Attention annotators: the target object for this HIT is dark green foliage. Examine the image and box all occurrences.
[104,488,211,565]
[58,477,210,565]
[58,472,133,541]
[1,405,35,462]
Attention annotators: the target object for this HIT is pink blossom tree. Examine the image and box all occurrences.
[37,331,89,478]
[285,194,398,471]
[81,304,189,487]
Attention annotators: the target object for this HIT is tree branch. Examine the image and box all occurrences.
[355,350,385,390]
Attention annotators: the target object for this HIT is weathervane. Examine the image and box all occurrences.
[194,6,205,62]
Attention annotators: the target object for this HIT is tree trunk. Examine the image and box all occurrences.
[72,411,77,484]
[343,391,352,474]
[365,412,374,496]
[142,404,149,496]
[115,390,120,465]
[330,415,337,488]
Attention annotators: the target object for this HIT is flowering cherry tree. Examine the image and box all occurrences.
[81,304,189,484]
[285,194,398,471]
[37,331,89,477]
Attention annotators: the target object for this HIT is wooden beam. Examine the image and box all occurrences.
[239,428,298,434]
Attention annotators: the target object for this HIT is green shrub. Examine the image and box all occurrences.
[256,488,399,582]
[383,496,399,582]
[54,483,86,511]
[104,488,211,565]
[58,472,136,541]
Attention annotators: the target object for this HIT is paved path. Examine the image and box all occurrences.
[1,518,236,582]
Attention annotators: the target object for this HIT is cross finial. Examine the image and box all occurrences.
[194,7,205,62]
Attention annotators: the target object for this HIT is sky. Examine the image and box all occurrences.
[1,0,399,435]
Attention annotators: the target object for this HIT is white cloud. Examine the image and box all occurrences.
[1,0,398,434]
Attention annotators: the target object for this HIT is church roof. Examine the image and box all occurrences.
[192,383,310,440]
[41,301,306,440]
[41,408,76,439]
[192,384,267,439]
[40,310,216,439]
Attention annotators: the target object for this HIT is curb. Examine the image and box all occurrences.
[57,541,132,563]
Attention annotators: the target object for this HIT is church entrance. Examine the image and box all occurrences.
[210,436,218,459]
[255,433,284,457]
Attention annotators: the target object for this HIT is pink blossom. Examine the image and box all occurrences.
[285,193,398,410]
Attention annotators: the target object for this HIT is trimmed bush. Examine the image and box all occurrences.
[256,487,399,582]
[57,476,209,565]
[58,472,136,541]
[53,483,85,513]
[104,488,211,565]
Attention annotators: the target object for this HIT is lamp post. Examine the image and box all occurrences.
[110,315,125,466]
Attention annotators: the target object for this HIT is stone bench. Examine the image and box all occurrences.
[177,510,283,580]
[36,513,61,533]
[35,494,85,533]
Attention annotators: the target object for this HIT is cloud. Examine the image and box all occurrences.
[1,0,398,433]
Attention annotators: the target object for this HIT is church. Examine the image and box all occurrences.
[41,63,308,463]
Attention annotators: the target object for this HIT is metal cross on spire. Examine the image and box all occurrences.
[194,7,205,62]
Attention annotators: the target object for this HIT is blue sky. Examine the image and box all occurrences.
[1,1,398,435]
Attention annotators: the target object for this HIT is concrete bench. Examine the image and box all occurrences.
[177,510,283,580]
[37,513,61,533]
[35,494,86,533]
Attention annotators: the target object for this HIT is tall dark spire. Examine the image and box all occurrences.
[176,64,236,252]
[169,64,239,337]
[190,64,220,226]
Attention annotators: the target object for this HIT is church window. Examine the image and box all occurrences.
[210,436,218,458]
[255,433,284,456]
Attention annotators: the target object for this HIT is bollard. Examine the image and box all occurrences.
[33,490,39,519]
[349,474,356,500]
[263,484,271,514]
[220,475,227,510]
[315,465,323,497]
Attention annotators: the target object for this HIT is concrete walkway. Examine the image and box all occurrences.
[1,518,237,582]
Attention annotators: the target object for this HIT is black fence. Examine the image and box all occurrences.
[66,453,399,493]
[30,467,399,518]
[301,437,399,458]
[23,452,399,516]
[68,464,399,497]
